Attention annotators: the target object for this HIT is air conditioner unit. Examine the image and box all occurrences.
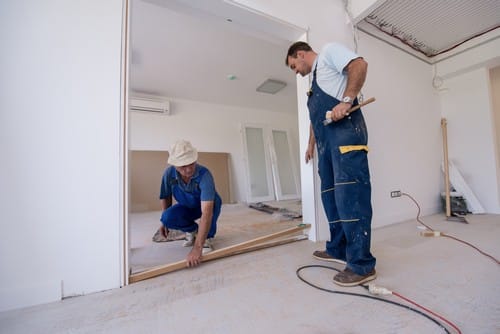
[129,97,170,114]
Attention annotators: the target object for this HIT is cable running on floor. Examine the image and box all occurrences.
[402,192,500,264]
[296,265,461,334]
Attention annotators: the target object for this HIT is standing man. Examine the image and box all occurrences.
[158,139,222,267]
[286,41,376,286]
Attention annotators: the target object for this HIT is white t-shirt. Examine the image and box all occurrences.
[312,42,360,100]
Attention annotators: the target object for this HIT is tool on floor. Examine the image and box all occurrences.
[441,118,468,223]
[323,97,376,125]
[249,202,302,219]
[420,230,442,237]
[129,224,311,283]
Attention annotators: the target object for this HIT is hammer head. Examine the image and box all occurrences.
[323,111,332,125]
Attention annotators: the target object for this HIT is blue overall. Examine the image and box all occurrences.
[159,165,221,238]
[307,68,376,275]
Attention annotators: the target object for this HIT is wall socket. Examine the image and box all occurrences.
[390,190,402,198]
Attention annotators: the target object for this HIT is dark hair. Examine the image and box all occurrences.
[285,41,312,65]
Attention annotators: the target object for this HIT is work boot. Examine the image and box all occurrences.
[333,268,376,287]
[182,231,197,247]
[202,238,214,254]
[312,250,346,265]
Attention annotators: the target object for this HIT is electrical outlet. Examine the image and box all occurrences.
[390,190,402,198]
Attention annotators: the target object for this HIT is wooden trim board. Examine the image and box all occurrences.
[129,224,310,283]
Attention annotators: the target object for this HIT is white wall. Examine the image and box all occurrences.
[435,38,500,213]
[238,0,443,237]
[491,66,500,201]
[234,0,373,241]
[438,68,500,213]
[1,0,497,313]
[129,98,300,203]
[358,32,443,226]
[312,31,443,234]
[235,1,500,238]
[0,0,124,311]
[349,0,385,23]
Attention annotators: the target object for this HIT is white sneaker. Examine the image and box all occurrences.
[182,231,197,247]
[202,238,214,254]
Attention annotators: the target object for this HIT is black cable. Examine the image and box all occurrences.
[296,265,451,334]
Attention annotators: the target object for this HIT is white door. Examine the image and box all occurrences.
[270,129,300,200]
[242,125,276,202]
[242,124,300,203]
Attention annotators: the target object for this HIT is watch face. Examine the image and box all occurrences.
[343,97,353,103]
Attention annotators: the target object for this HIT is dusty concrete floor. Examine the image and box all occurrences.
[130,203,301,273]
[0,213,499,333]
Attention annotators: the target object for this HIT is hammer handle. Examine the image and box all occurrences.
[348,97,376,113]
[323,97,376,125]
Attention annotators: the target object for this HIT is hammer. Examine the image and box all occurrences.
[323,97,376,125]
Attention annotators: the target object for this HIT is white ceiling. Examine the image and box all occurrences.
[129,0,500,112]
[129,0,305,114]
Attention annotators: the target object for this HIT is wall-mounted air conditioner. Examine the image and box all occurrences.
[129,97,170,114]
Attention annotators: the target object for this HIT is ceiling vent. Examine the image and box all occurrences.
[256,79,287,94]
[129,97,170,114]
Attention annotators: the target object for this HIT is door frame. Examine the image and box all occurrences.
[121,4,318,286]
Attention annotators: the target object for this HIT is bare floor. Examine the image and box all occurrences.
[1,213,499,333]
[130,202,302,273]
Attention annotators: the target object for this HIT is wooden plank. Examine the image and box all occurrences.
[130,150,168,212]
[129,224,310,283]
[441,118,485,215]
[441,118,451,217]
[198,152,231,204]
[225,234,307,256]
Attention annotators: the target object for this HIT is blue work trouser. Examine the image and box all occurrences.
[319,144,376,275]
[160,201,220,238]
[307,69,376,275]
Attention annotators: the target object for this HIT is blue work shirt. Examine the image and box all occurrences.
[159,164,219,208]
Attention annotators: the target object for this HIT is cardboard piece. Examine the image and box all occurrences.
[130,150,231,212]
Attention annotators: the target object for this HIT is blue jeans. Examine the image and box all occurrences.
[160,202,220,238]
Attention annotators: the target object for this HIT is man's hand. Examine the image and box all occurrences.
[159,225,168,238]
[305,123,316,163]
[305,146,314,163]
[186,245,203,267]
[329,102,352,122]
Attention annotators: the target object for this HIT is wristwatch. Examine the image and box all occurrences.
[342,96,354,105]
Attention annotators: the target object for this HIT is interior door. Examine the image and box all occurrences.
[270,129,300,200]
[242,124,300,203]
[242,125,275,203]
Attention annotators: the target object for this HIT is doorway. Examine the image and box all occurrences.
[125,0,308,280]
